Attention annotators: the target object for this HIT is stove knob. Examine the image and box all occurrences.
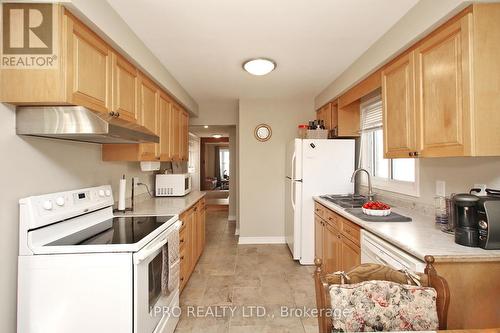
[98,189,105,197]
[55,197,65,206]
[478,220,488,230]
[105,189,111,197]
[42,200,53,210]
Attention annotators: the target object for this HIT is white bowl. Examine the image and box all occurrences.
[362,207,391,216]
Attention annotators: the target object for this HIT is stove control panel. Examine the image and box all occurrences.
[20,185,114,230]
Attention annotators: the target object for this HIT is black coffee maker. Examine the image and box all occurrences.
[453,193,480,247]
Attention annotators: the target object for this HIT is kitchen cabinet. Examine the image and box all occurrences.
[314,203,361,274]
[382,5,500,158]
[382,51,417,158]
[111,53,139,123]
[0,5,191,163]
[66,15,112,114]
[137,75,159,160]
[415,15,471,157]
[316,101,360,137]
[314,216,324,267]
[179,197,206,292]
[340,235,361,272]
[158,94,173,161]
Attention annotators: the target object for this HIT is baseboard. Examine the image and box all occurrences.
[238,236,286,245]
[228,215,237,221]
[234,227,240,236]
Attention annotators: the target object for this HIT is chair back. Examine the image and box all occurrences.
[314,255,450,332]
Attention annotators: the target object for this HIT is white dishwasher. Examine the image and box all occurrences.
[361,230,426,273]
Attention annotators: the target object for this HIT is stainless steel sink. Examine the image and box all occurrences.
[320,194,368,208]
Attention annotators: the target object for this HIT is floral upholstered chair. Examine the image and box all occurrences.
[314,256,450,332]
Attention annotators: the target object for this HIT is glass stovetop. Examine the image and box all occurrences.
[48,215,175,246]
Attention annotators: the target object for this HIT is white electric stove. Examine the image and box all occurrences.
[18,185,181,333]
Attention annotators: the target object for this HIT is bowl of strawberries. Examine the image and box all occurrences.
[362,201,391,216]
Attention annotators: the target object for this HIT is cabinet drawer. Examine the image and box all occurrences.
[341,218,361,245]
[324,210,341,230]
[314,203,326,219]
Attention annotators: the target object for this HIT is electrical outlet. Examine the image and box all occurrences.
[133,177,140,186]
[435,180,446,197]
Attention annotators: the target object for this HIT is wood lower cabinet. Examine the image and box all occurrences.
[314,202,361,274]
[179,197,206,292]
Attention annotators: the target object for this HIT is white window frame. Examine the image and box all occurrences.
[359,96,420,197]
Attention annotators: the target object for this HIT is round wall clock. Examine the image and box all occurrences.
[254,124,272,142]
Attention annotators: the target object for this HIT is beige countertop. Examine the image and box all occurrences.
[313,196,500,263]
[115,190,206,217]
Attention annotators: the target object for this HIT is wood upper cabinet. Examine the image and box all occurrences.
[111,53,139,123]
[415,14,472,157]
[180,110,190,161]
[382,51,417,158]
[138,75,159,160]
[316,103,333,130]
[169,104,181,160]
[158,94,173,161]
[66,13,111,115]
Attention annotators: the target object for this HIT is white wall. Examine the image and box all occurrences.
[238,98,313,239]
[228,127,237,221]
[0,103,156,333]
[64,0,198,114]
[315,0,472,108]
[190,100,238,126]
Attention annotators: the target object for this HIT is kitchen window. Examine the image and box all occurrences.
[359,94,420,196]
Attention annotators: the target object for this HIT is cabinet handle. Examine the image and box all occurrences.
[408,152,414,157]
[180,277,184,282]
[414,151,419,157]
[180,255,184,260]
[180,239,185,243]
[109,111,116,117]
[115,112,120,117]
[156,157,160,160]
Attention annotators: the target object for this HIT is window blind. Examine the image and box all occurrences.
[360,95,382,132]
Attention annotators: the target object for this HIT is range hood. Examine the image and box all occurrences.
[16,106,159,144]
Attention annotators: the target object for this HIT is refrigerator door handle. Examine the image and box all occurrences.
[291,152,296,180]
[291,180,296,211]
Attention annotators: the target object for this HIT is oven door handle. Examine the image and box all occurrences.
[133,220,181,264]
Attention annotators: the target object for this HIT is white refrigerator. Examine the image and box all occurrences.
[285,139,355,265]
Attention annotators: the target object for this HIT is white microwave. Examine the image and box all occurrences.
[155,173,192,197]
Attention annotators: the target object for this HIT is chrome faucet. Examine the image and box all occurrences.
[350,168,375,201]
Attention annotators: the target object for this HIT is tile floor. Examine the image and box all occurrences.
[175,211,318,333]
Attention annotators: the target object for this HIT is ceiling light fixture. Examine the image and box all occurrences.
[204,125,209,129]
[212,134,222,139]
[243,58,276,76]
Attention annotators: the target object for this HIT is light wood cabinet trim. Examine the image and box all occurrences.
[338,69,382,108]
[337,101,360,137]
[340,217,361,245]
[340,235,361,272]
[324,210,341,231]
[314,203,326,219]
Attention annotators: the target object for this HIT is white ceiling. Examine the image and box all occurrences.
[107,0,418,103]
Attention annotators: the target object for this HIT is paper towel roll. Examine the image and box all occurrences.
[118,176,126,210]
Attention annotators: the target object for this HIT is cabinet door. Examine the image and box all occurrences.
[323,224,341,274]
[138,76,159,160]
[316,104,333,130]
[169,105,181,160]
[200,199,206,250]
[189,208,198,271]
[111,53,138,123]
[314,216,324,265]
[382,51,417,158]
[415,15,472,157]
[340,235,361,272]
[158,94,173,161]
[66,15,111,114]
[180,111,189,161]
